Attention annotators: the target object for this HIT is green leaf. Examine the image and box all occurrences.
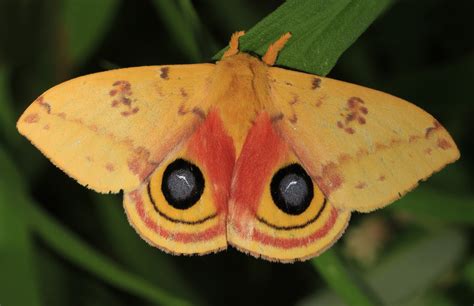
[0,145,194,306]
[0,148,41,306]
[312,249,382,306]
[152,0,201,61]
[302,229,467,306]
[28,201,195,306]
[464,258,474,290]
[214,0,393,75]
[61,0,120,67]
[389,187,474,225]
[0,66,18,147]
[95,194,204,304]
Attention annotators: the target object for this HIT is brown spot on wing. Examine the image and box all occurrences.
[24,113,39,123]
[336,97,368,134]
[345,127,355,134]
[110,80,139,117]
[311,77,321,89]
[425,120,441,138]
[437,138,452,150]
[409,135,421,143]
[315,162,344,196]
[180,88,188,98]
[271,113,284,122]
[105,163,115,172]
[121,107,139,117]
[192,107,206,119]
[178,104,187,116]
[288,113,298,124]
[289,95,298,105]
[160,67,169,80]
[378,175,386,181]
[355,182,367,189]
[127,146,155,181]
[36,96,51,114]
[43,124,50,130]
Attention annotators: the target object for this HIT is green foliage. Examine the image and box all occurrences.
[0,1,472,306]
[0,148,41,306]
[62,0,120,67]
[214,0,393,75]
[302,230,467,306]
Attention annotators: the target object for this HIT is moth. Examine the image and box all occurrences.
[17,32,459,262]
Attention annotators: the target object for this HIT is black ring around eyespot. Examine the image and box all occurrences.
[270,163,314,215]
[257,198,327,230]
[147,183,216,225]
[161,158,205,210]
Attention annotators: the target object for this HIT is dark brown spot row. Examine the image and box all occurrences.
[192,107,206,119]
[336,96,368,134]
[437,138,452,150]
[271,113,284,122]
[121,107,139,117]
[425,120,441,138]
[311,77,321,89]
[180,88,188,98]
[289,113,298,124]
[36,96,51,114]
[24,113,39,123]
[178,104,187,116]
[160,67,170,80]
[110,80,139,117]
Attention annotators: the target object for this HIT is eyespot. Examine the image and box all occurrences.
[270,164,314,215]
[161,159,204,209]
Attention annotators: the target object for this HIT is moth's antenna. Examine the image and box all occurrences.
[222,31,245,59]
[262,32,292,66]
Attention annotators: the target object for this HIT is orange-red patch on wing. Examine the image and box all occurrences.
[252,207,338,249]
[186,108,236,213]
[231,112,287,219]
[131,190,222,243]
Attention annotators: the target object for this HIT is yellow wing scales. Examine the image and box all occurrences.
[18,64,215,193]
[269,67,460,212]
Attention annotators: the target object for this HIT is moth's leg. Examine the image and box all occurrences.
[222,31,245,59]
[262,32,292,66]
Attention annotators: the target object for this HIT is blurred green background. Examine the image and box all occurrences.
[0,1,473,305]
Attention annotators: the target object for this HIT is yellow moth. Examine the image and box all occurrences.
[17,32,459,262]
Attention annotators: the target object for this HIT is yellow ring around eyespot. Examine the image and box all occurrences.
[148,152,218,226]
[123,187,227,255]
[255,160,326,230]
[139,183,220,234]
[254,197,333,239]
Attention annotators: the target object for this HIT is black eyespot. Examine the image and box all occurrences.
[161,159,204,210]
[270,164,314,215]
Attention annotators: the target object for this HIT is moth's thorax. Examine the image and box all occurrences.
[208,53,275,154]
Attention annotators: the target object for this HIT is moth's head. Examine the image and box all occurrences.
[216,52,267,76]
